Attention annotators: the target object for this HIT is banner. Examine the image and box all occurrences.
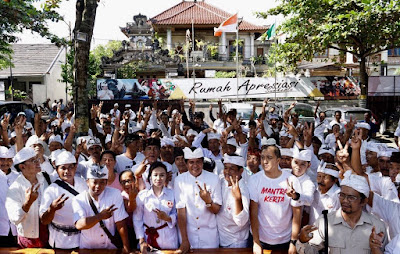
[162,77,323,99]
[309,77,360,98]
[97,77,324,100]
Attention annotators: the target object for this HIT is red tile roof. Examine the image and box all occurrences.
[150,0,267,32]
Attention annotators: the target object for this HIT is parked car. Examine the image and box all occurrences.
[222,103,257,125]
[273,102,315,123]
[324,106,371,123]
[0,101,30,123]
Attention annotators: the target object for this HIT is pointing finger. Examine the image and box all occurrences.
[229,176,234,186]
[197,183,202,191]
[110,207,118,213]
[203,183,207,191]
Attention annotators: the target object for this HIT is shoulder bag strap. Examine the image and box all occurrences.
[86,192,115,241]
[54,180,79,196]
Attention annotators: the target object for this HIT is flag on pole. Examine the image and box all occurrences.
[214,13,238,36]
[266,23,276,40]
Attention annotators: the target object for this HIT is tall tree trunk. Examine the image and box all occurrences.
[73,0,98,134]
[359,56,368,107]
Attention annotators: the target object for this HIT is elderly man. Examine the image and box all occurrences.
[174,147,222,253]
[39,151,87,249]
[5,147,51,248]
[298,174,387,254]
[72,165,131,252]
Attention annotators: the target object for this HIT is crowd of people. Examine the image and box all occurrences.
[0,97,400,254]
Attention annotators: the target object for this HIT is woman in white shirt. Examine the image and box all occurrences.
[134,161,178,253]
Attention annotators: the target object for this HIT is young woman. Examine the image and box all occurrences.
[100,150,122,191]
[133,162,178,253]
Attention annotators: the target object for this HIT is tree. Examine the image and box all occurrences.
[73,0,98,134]
[0,0,64,66]
[258,0,400,98]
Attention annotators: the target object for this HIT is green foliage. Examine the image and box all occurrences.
[117,61,146,79]
[0,0,64,62]
[257,0,400,82]
[214,71,236,78]
[207,44,218,57]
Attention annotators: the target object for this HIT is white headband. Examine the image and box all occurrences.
[293,147,312,162]
[207,133,221,141]
[223,154,245,167]
[341,173,370,198]
[86,165,108,179]
[183,147,204,159]
[280,148,293,157]
[318,147,335,156]
[261,137,277,147]
[317,161,339,178]
[161,137,175,147]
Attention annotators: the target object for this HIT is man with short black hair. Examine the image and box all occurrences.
[249,145,302,254]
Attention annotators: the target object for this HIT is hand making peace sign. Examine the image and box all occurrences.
[197,183,212,205]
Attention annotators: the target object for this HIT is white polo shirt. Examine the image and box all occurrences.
[217,178,250,247]
[133,187,178,249]
[174,170,222,248]
[39,177,88,249]
[248,169,302,245]
[115,152,145,174]
[72,187,128,249]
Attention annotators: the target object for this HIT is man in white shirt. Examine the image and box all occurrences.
[309,161,340,225]
[174,147,222,253]
[248,145,302,254]
[115,133,145,173]
[77,138,103,179]
[110,103,121,119]
[217,154,250,248]
[40,151,87,249]
[0,146,17,247]
[5,147,50,248]
[72,165,131,252]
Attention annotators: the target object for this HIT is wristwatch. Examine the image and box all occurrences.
[290,239,297,246]
[293,192,300,201]
[206,202,213,208]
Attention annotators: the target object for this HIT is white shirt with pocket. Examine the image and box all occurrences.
[72,187,128,249]
[133,187,178,249]
[174,170,222,248]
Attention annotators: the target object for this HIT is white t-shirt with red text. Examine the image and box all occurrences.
[248,169,302,245]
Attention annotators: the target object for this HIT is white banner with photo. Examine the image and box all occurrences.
[161,77,323,100]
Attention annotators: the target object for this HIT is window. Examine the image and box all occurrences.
[388,48,400,57]
[314,49,329,58]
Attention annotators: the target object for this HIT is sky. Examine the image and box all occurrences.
[18,0,282,48]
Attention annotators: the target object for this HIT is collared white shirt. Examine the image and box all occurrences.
[39,177,88,248]
[5,172,49,238]
[217,178,250,247]
[133,187,178,249]
[296,173,316,207]
[372,193,400,238]
[309,184,340,225]
[368,172,399,203]
[174,170,222,248]
[314,118,329,139]
[72,187,128,249]
[0,171,10,236]
[248,169,302,245]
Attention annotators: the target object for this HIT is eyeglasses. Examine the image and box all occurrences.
[120,179,133,185]
[338,192,360,202]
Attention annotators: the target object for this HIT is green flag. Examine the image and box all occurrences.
[267,23,276,40]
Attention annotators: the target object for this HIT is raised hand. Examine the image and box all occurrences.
[1,113,10,131]
[197,183,212,204]
[286,179,297,199]
[25,183,40,204]
[350,129,363,150]
[50,193,69,211]
[283,122,298,138]
[336,140,349,164]
[229,176,241,200]
[299,225,318,243]
[346,116,357,132]
[369,226,384,250]
[99,205,118,220]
